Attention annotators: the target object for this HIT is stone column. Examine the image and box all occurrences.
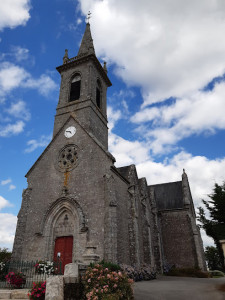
[45,276,64,300]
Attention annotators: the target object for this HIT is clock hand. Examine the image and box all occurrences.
[66,130,72,134]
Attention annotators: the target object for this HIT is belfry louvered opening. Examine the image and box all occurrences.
[69,74,81,102]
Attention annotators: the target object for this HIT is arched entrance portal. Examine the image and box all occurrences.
[54,236,73,273]
[42,197,88,269]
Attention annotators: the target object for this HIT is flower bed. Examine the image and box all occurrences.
[5,272,26,288]
[35,261,55,275]
[83,263,134,300]
[28,281,46,300]
[119,264,156,281]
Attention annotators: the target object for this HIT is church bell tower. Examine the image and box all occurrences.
[53,23,111,149]
[12,22,115,267]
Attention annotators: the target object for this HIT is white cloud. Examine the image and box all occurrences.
[1,179,16,191]
[6,100,31,121]
[0,62,29,93]
[0,213,17,250]
[200,229,215,248]
[0,120,25,137]
[0,0,31,31]
[109,132,150,166]
[79,0,225,105]
[107,89,135,131]
[23,74,57,97]
[9,184,16,191]
[24,134,52,153]
[1,179,11,186]
[0,62,57,101]
[0,46,31,63]
[130,81,225,154]
[107,106,122,132]
[0,195,12,210]
[10,45,30,62]
[0,197,15,249]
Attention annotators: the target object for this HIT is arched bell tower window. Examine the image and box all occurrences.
[69,74,81,102]
[96,79,102,109]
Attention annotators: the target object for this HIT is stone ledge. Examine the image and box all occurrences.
[0,291,11,300]
[11,290,29,299]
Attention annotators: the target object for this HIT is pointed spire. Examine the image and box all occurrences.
[182,168,191,207]
[77,23,95,57]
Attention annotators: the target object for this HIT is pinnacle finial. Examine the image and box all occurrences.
[103,61,108,73]
[63,49,69,64]
[86,11,91,24]
[182,168,188,179]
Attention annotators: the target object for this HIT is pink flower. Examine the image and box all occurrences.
[113,284,117,288]
[88,279,91,283]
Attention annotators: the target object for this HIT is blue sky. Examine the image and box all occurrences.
[1,0,225,249]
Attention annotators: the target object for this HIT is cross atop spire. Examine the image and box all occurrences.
[77,21,95,57]
[86,11,91,24]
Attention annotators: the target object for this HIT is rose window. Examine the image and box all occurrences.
[58,145,78,171]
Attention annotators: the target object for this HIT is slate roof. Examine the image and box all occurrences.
[117,165,133,181]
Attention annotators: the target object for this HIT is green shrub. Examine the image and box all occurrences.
[89,260,121,272]
[83,263,134,300]
[209,270,225,277]
[0,248,11,263]
[167,267,210,278]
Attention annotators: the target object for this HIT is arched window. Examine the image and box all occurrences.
[69,74,81,102]
[96,79,101,109]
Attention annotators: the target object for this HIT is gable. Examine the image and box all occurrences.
[26,115,115,178]
[151,181,183,210]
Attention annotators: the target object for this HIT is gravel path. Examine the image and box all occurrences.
[134,276,225,300]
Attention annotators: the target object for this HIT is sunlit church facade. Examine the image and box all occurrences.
[12,23,206,272]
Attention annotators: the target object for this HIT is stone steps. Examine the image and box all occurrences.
[0,290,29,299]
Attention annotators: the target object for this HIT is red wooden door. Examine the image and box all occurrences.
[54,236,73,273]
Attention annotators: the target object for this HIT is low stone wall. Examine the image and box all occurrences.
[45,263,87,300]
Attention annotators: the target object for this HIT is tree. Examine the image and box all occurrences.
[197,183,225,270]
[204,246,223,270]
[0,248,11,262]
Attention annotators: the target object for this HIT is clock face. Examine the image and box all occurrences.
[64,126,76,138]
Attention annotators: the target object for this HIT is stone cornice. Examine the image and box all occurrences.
[56,54,112,87]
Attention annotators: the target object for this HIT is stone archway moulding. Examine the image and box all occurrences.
[41,197,87,262]
[41,197,86,235]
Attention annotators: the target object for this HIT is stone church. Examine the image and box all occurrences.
[12,23,206,272]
